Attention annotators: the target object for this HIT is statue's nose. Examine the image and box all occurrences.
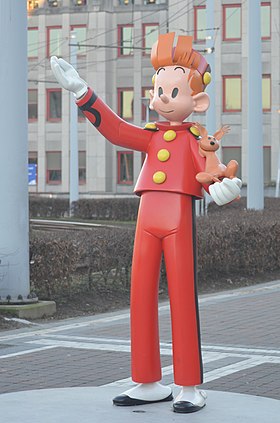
[210,141,215,146]
[160,94,169,104]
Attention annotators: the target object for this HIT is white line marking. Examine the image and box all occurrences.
[0,281,279,343]
[26,339,172,355]
[29,334,280,357]
[0,346,57,360]
[203,357,267,383]
[204,345,280,356]
[103,356,280,388]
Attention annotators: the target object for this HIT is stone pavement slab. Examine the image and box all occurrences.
[0,281,279,400]
[0,387,279,423]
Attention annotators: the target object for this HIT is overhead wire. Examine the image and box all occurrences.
[28,0,253,83]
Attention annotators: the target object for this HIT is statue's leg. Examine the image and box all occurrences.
[163,196,206,413]
[113,194,172,406]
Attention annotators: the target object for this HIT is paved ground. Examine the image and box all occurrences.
[0,280,279,401]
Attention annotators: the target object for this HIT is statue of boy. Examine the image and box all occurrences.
[51,32,241,413]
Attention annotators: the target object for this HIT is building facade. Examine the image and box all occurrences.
[27,0,280,196]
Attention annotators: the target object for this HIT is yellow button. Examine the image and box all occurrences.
[203,71,212,85]
[163,130,176,142]
[157,149,170,162]
[153,171,167,184]
[190,126,200,137]
[144,122,157,130]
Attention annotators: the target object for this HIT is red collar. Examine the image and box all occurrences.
[156,121,193,131]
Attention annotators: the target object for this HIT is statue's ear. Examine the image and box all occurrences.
[193,92,210,113]
[149,89,155,110]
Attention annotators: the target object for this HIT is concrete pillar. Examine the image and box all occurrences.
[247,0,264,209]
[0,1,31,301]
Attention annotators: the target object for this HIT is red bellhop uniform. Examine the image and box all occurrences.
[77,88,209,386]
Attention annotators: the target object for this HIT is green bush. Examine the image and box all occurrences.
[30,198,280,300]
[29,196,140,221]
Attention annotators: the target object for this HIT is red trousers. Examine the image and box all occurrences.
[130,191,203,386]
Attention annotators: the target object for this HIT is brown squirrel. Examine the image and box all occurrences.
[194,122,239,184]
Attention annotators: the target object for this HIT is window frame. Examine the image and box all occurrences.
[118,24,134,57]
[261,2,271,40]
[47,25,63,58]
[28,27,39,59]
[46,88,62,122]
[46,151,62,185]
[28,89,38,122]
[70,24,87,56]
[194,5,206,43]
[262,74,271,112]
[142,23,159,56]
[117,87,134,121]
[223,75,242,113]
[222,4,242,41]
[117,150,134,185]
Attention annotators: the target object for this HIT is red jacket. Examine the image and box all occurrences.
[77,88,208,198]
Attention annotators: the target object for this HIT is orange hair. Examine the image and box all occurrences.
[151,33,210,95]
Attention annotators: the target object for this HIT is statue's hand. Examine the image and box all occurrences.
[50,56,88,99]
[209,177,242,206]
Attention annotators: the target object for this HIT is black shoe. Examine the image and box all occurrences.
[113,393,173,406]
[173,400,206,413]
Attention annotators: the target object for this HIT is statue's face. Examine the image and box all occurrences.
[149,65,209,124]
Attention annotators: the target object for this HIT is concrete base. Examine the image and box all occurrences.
[0,301,56,319]
[0,387,279,423]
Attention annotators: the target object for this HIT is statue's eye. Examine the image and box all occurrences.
[208,137,211,140]
[171,88,179,98]
[158,87,163,96]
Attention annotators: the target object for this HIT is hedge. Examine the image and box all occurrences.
[29,196,140,221]
[30,197,280,299]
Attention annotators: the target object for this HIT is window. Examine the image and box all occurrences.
[117,151,134,185]
[142,88,158,121]
[118,88,134,120]
[79,151,86,184]
[28,152,38,186]
[47,89,62,121]
[261,2,271,40]
[143,24,159,55]
[223,76,241,112]
[262,75,271,111]
[46,152,62,184]
[28,89,38,121]
[223,4,241,41]
[118,25,133,56]
[47,26,63,57]
[27,1,39,12]
[194,6,206,42]
[70,25,87,55]
[28,27,38,58]
[263,146,271,183]
[222,147,242,179]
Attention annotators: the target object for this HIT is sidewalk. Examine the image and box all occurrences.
[0,280,279,421]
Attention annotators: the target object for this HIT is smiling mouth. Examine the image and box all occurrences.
[159,109,174,113]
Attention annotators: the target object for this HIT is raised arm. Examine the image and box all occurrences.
[50,56,153,152]
[76,88,153,152]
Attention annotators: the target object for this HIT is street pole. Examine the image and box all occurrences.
[204,0,216,213]
[206,0,216,137]
[69,31,79,216]
[0,1,32,303]
[247,0,264,210]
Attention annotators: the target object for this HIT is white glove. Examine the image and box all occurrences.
[209,177,242,206]
[50,56,88,99]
